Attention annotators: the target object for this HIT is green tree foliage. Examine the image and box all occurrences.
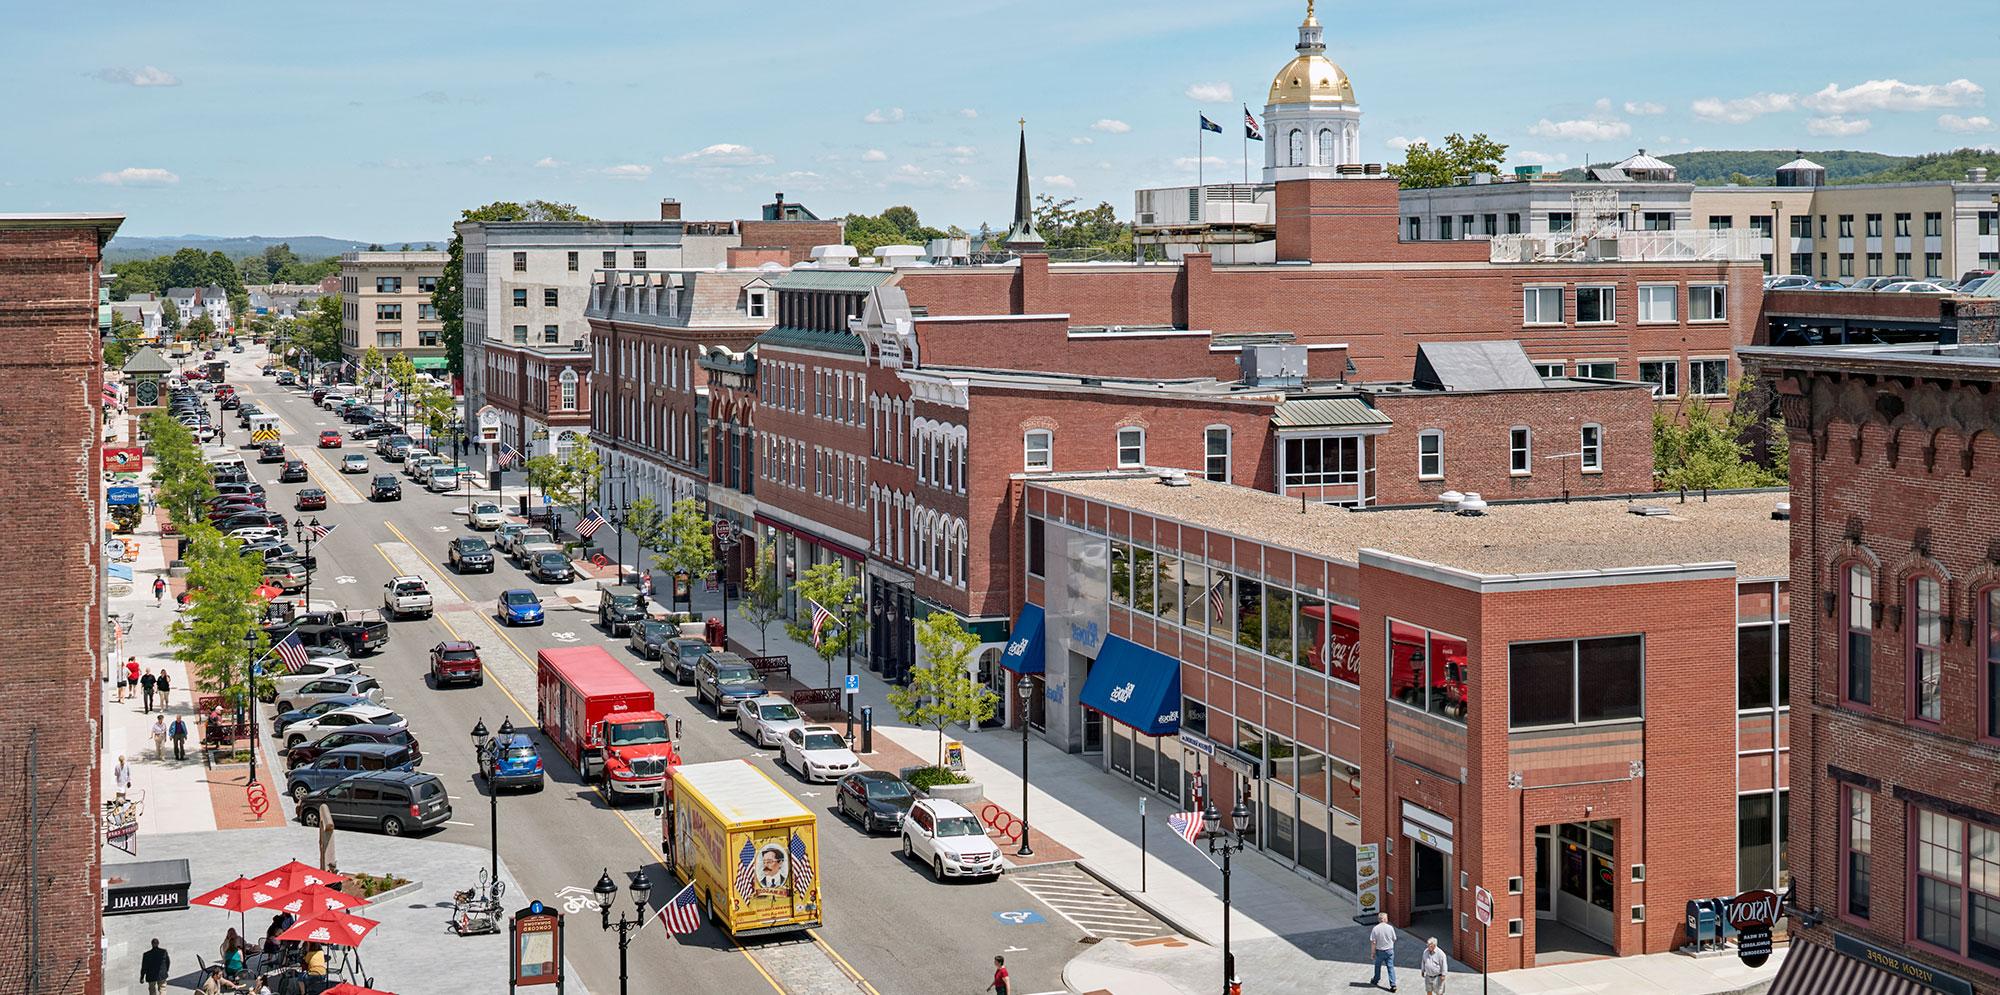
[524,443,603,527]
[1555,149,1913,185]
[1389,133,1510,189]
[782,563,865,689]
[168,521,273,708]
[626,497,717,583]
[1652,378,1788,491]
[360,346,385,398]
[290,294,344,363]
[116,248,342,301]
[843,205,955,255]
[104,312,144,368]
[735,548,785,654]
[186,311,217,343]
[143,412,217,540]
[889,613,998,769]
[436,200,592,379]
[411,382,456,447]
[1032,195,1132,259]
[160,296,180,333]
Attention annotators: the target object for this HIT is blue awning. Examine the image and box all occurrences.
[1078,635,1182,736]
[999,604,1045,675]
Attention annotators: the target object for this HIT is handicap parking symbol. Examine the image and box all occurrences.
[993,909,1045,926]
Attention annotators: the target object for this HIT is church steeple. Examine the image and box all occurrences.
[1002,118,1045,252]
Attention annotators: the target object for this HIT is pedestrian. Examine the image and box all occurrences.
[170,715,189,761]
[157,667,172,705]
[986,954,1009,995]
[153,576,166,607]
[140,669,157,712]
[1368,912,1398,992]
[139,938,171,995]
[1420,937,1448,994]
[150,714,169,762]
[125,657,141,702]
[112,754,133,795]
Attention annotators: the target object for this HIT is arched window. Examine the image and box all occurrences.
[558,368,579,411]
[1983,587,2000,740]
[1843,563,1873,706]
[957,521,969,587]
[1318,128,1334,166]
[1288,129,1305,167]
[930,513,944,577]
[555,430,579,462]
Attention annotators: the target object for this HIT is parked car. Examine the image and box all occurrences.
[428,640,483,687]
[837,770,916,834]
[283,724,419,771]
[468,502,507,530]
[496,589,544,626]
[661,636,711,685]
[736,696,806,748]
[506,528,554,561]
[281,703,405,749]
[405,455,443,481]
[341,453,369,474]
[261,559,310,592]
[378,434,413,460]
[901,798,1003,881]
[493,523,528,553]
[695,651,766,717]
[270,695,372,735]
[426,466,462,493]
[448,536,495,573]
[272,672,382,715]
[262,658,360,702]
[530,551,575,584]
[628,620,675,661]
[596,585,643,635]
[294,487,328,511]
[1762,274,1814,291]
[371,474,401,501]
[779,725,860,783]
[218,510,288,534]
[297,769,450,837]
[257,443,288,464]
[1887,281,1955,293]
[278,460,309,484]
[285,742,421,803]
[480,732,545,792]
[318,430,342,449]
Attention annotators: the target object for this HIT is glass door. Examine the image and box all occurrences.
[1535,827,1556,918]
[1265,783,1299,867]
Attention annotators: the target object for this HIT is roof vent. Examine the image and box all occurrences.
[1455,492,1487,515]
[1437,490,1464,512]
[1970,167,1990,183]
[1772,501,1791,521]
[1158,469,1191,487]
[1628,504,1671,517]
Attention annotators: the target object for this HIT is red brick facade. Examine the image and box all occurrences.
[1368,384,1656,505]
[481,340,590,456]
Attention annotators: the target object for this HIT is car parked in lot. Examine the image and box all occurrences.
[694,651,766,716]
[627,620,674,661]
[279,460,309,484]
[219,510,289,535]
[371,474,401,501]
[837,770,916,834]
[281,703,405,749]
[261,658,359,702]
[428,640,483,687]
[272,672,382,715]
[496,588,544,626]
[405,455,442,481]
[529,550,575,584]
[736,696,806,748]
[282,724,419,770]
[468,502,507,530]
[901,799,1003,881]
[297,769,450,837]
[341,453,369,474]
[448,536,494,573]
[261,559,309,592]
[294,487,328,511]
[779,725,860,783]
[318,430,342,449]
[285,742,421,803]
[480,732,544,791]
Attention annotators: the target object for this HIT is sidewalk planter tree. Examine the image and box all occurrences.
[144,411,215,560]
[737,549,784,654]
[889,613,998,798]
[784,562,866,690]
[168,522,274,714]
[524,445,603,542]
[627,497,716,590]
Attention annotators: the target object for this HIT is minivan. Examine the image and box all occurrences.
[285,742,420,802]
[695,651,766,717]
[298,769,451,836]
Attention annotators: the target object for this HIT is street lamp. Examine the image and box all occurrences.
[243,629,261,784]
[593,867,652,995]
[1017,677,1035,856]
[713,521,740,642]
[1203,799,1252,995]
[471,716,514,895]
[841,592,859,744]
[293,516,320,605]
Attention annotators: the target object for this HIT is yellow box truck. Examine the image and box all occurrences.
[661,759,822,937]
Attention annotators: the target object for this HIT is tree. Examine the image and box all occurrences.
[524,443,603,531]
[1032,195,1132,258]
[143,412,216,537]
[843,205,949,255]
[1652,377,1788,491]
[161,296,181,334]
[888,613,998,770]
[168,522,273,712]
[290,293,343,363]
[436,200,592,379]
[411,383,456,447]
[783,563,865,690]
[736,548,785,654]
[163,247,210,290]
[186,311,217,343]
[262,242,301,283]
[360,346,385,399]
[104,312,144,368]
[626,497,716,585]
[1388,132,1510,189]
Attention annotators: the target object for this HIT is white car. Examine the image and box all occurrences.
[228,526,283,545]
[901,799,1003,881]
[406,455,443,481]
[264,659,360,701]
[778,725,860,782]
[1887,281,1954,294]
[426,468,461,493]
[468,503,507,530]
[270,673,382,715]
[281,703,404,748]
[735,696,806,748]
[341,453,369,474]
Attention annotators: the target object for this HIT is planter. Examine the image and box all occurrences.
[899,766,983,808]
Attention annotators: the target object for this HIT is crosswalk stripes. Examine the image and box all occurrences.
[1007,865,1176,942]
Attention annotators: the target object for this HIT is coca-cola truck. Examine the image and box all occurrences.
[535,646,677,803]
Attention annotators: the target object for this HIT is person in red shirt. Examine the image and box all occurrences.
[986,955,1009,995]
[124,658,141,704]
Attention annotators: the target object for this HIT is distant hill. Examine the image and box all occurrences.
[104,234,443,262]
[1548,149,2000,186]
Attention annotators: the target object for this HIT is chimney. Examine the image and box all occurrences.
[772,192,786,219]
[659,198,681,221]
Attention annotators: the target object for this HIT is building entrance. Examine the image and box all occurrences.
[1536,822,1618,950]
[1411,840,1450,913]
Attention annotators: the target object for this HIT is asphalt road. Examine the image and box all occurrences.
[223,351,1087,995]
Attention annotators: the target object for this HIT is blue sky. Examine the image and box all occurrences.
[5,1,1995,241]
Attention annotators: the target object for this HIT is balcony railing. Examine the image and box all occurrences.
[1490,228,1763,264]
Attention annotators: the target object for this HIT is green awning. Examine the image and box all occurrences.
[410,357,450,370]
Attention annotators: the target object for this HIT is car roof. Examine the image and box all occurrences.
[337,724,409,738]
[389,574,424,584]
[321,742,409,758]
[434,640,477,651]
[502,588,539,598]
[748,695,794,707]
[496,733,535,748]
[344,769,436,786]
[916,798,975,817]
[800,724,841,735]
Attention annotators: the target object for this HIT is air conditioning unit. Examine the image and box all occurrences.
[1138,213,1156,225]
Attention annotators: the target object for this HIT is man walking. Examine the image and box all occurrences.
[169,715,189,761]
[140,669,157,713]
[985,954,1009,995]
[139,938,171,994]
[150,714,170,762]
[153,575,166,607]
[1420,937,1449,994]
[1368,912,1398,992]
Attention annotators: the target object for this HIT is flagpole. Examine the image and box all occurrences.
[1242,105,1249,187]
[1197,119,1206,250]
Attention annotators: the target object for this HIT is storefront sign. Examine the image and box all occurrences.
[107,485,141,506]
[1400,801,1455,856]
[1179,732,1215,757]
[103,859,190,916]
[944,741,965,772]
[1726,888,1780,968]
[103,447,144,472]
[1354,843,1381,917]
[1832,933,1974,995]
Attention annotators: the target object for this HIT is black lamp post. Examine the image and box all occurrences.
[594,867,651,995]
[293,516,320,605]
[472,716,514,894]
[1204,799,1252,995]
[713,522,739,641]
[841,592,859,744]
[1017,676,1035,856]
[243,629,260,784]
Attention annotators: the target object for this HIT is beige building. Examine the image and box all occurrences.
[339,250,449,368]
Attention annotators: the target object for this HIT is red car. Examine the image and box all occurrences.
[318,430,343,449]
[429,641,484,688]
[294,487,328,511]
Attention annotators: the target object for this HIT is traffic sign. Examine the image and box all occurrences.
[844,674,860,695]
[1474,885,1493,926]
[712,518,736,543]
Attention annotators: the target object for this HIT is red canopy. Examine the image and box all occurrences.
[277,908,380,948]
[264,883,368,917]
[192,876,279,914]
[251,860,345,895]
[256,584,284,601]
[321,985,397,995]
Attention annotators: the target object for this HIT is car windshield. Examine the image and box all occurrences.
[374,476,395,486]
[866,779,912,800]
[610,594,638,607]
[500,746,537,762]
[458,538,489,552]
[608,720,668,745]
[475,504,498,514]
[439,649,478,661]
[802,733,845,751]
[537,553,566,566]
[716,667,757,685]
[935,816,984,837]
[638,622,670,639]
[759,703,800,721]
[503,592,538,606]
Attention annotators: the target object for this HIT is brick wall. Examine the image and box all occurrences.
[0,224,109,995]
[1274,177,1492,265]
[1366,383,1656,505]
[735,220,843,263]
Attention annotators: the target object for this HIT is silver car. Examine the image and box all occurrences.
[271,672,383,714]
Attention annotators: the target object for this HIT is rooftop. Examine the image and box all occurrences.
[1741,341,2000,379]
[1034,473,1790,580]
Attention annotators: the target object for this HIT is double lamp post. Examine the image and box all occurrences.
[593,867,651,995]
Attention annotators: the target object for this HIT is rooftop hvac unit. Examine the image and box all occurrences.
[1138,213,1156,225]
[1455,492,1487,515]
[1437,490,1465,511]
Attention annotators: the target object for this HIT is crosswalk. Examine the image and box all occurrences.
[1008,865,1175,942]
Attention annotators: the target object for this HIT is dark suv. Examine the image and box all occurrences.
[597,586,643,635]
[298,769,451,837]
[371,474,402,501]
[448,536,494,573]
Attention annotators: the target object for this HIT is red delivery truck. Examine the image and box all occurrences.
[535,646,678,803]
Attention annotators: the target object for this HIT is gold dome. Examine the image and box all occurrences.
[1268,53,1355,106]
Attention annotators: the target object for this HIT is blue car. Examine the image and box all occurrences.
[497,589,544,626]
[481,733,545,791]
[271,694,371,734]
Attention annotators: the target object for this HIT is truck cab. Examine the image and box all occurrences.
[597,713,677,803]
[536,645,678,805]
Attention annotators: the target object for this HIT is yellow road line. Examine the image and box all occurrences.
[809,929,883,995]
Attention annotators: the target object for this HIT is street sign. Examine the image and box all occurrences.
[712,518,736,543]
[107,486,141,506]
[1725,888,1781,969]
[844,674,860,695]
[511,905,564,989]
[1474,885,1493,926]
[102,446,144,472]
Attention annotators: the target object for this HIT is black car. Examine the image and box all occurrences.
[529,551,575,584]
[371,474,401,501]
[341,406,376,425]
[836,771,916,834]
[597,586,643,635]
[350,421,398,440]
[278,459,309,483]
[298,769,449,837]
[220,395,241,410]
[448,536,494,573]
[627,619,674,660]
[258,443,286,464]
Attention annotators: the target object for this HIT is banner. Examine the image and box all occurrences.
[103,447,144,472]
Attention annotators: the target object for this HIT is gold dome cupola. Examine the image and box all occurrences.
[1268,0,1355,106]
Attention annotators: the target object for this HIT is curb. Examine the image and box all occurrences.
[1072,860,1214,946]
[360,878,425,905]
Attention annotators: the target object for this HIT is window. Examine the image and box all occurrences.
[1318,128,1334,165]
[1182,697,1207,736]
[374,303,401,321]
[749,291,767,318]
[1204,427,1231,481]
[1288,129,1304,167]
[512,252,527,272]
[1506,213,1521,234]
[1839,253,1854,278]
[1439,216,1454,240]
[1895,252,1912,276]
[375,276,401,293]
[1865,213,1882,237]
[1418,430,1443,479]
[1747,215,1773,238]
[1509,427,1531,475]
[513,289,527,308]
[1913,808,2000,969]
[603,251,617,269]
[1987,590,2000,739]
[543,324,559,344]
[1576,285,1615,324]
[1579,424,1601,472]
[1737,790,1789,892]
[1116,427,1145,467]
[1819,215,1828,239]
[1984,211,2000,237]
[566,251,578,272]
[1637,284,1677,322]
[1737,617,1788,711]
[1387,621,1470,722]
[1844,788,1872,919]
[1895,213,1912,237]
[1483,214,1497,236]
[1927,252,1944,278]
[1689,284,1727,322]
[1548,211,1573,234]
[512,324,528,344]
[544,288,559,307]
[1406,217,1421,240]
[633,251,647,268]
[1026,517,1045,577]
[419,328,439,346]
[1639,359,1678,397]
[1838,214,1854,238]
[1574,360,1616,379]
[1790,215,1812,239]
[1508,635,1644,728]
[1461,215,1475,237]
[1643,211,1674,231]
[558,368,577,411]
[1844,564,1874,706]
[1867,252,1883,276]
[1912,576,1944,722]
[1523,287,1564,325]
[1280,436,1362,490]
[1708,215,1733,231]
[1532,361,1565,378]
[1024,430,1052,471]
[1690,359,1729,397]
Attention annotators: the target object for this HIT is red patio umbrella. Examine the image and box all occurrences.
[277,908,380,947]
[321,985,398,995]
[256,584,284,601]
[264,883,368,917]
[252,859,345,894]
[192,875,287,934]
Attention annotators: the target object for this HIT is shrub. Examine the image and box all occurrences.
[905,766,969,792]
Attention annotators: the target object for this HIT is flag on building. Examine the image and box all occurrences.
[1208,579,1229,624]
[1243,107,1262,140]
[808,598,837,648]
[789,833,815,895]
[274,633,309,674]
[733,838,758,903]
[304,522,336,542]
[1199,114,1223,134]
[497,443,521,468]
[1168,808,1206,846]
[576,508,609,539]
[657,881,702,935]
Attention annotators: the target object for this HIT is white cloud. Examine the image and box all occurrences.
[1941,114,1996,133]
[91,167,179,186]
[864,107,905,125]
[95,65,179,87]
[1624,101,1665,116]
[1173,155,1228,170]
[943,144,977,163]
[1091,118,1132,134]
[958,108,978,119]
[671,143,774,166]
[1071,137,1094,145]
[1806,115,1872,136]
[1593,98,1612,113]
[889,163,975,190]
[1042,174,1076,189]
[534,156,563,168]
[1386,135,1427,151]
[1514,151,1570,166]
[861,148,888,162]
[1691,92,1797,123]
[1184,82,1233,103]
[1528,117,1631,142]
[599,163,653,180]
[1805,78,1983,114]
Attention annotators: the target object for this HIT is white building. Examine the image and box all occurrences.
[110,295,164,340]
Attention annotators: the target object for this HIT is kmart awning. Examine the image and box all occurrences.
[998,604,1045,675]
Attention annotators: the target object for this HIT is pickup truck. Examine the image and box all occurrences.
[288,609,391,656]
[382,575,435,619]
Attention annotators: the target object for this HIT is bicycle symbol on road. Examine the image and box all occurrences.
[432,525,450,532]
[334,576,357,585]
[554,886,597,915]
[552,631,579,643]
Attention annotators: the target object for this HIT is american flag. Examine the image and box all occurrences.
[497,443,521,468]
[733,838,757,903]
[1208,578,1229,624]
[274,632,309,674]
[657,881,702,935]
[1168,808,1206,846]
[304,522,337,542]
[808,598,837,648]
[789,833,814,895]
[575,508,609,539]
[1243,106,1263,141]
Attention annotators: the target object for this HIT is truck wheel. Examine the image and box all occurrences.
[707,891,724,929]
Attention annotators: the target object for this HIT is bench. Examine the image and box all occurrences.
[746,654,791,678]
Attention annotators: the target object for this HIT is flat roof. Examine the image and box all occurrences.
[1034,474,1789,580]
[0,212,125,243]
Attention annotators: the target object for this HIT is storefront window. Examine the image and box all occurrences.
[1297,595,1328,674]
[1236,576,1264,654]
[1132,547,1155,614]
[1110,540,1131,607]
[1265,586,1294,662]
[1388,620,1470,722]
[1236,720,1263,760]
[1156,554,1182,622]
[1182,697,1208,736]
[1181,562,1209,631]
[1203,570,1232,638]
[1508,635,1642,728]
[1327,603,1361,686]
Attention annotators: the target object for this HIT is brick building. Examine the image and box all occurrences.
[0,212,123,995]
[1012,474,1790,973]
[1746,341,2000,995]
[480,339,592,471]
